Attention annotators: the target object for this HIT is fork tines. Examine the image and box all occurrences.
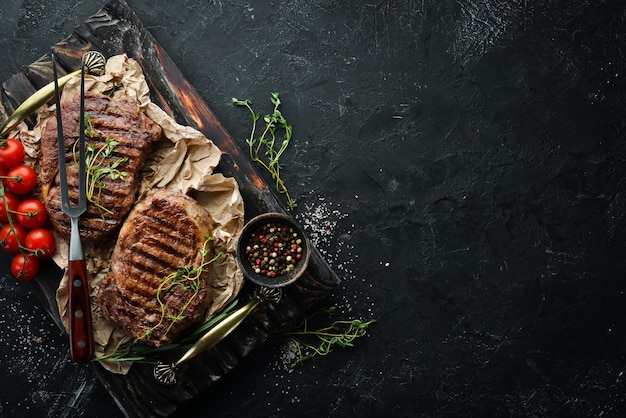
[52,54,87,216]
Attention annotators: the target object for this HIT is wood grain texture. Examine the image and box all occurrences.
[0,0,339,416]
[67,258,95,364]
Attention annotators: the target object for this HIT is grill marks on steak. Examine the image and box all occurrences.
[40,91,162,242]
[98,190,215,347]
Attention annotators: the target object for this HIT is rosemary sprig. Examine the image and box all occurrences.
[232,92,296,210]
[274,306,377,368]
[73,112,128,214]
[139,237,222,342]
[95,299,239,364]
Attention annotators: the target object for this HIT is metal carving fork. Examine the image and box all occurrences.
[52,54,94,364]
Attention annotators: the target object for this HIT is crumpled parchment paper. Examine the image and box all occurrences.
[22,54,244,374]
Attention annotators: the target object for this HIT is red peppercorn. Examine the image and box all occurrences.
[245,220,304,278]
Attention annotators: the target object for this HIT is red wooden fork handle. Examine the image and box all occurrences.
[68,258,94,364]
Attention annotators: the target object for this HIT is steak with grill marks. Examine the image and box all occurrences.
[97,189,215,347]
[40,91,162,242]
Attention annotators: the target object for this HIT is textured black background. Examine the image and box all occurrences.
[1,0,626,417]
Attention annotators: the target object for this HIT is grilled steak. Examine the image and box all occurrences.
[97,189,215,346]
[40,91,162,242]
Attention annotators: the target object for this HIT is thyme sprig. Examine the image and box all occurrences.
[73,112,128,214]
[232,92,296,210]
[274,306,377,368]
[95,299,239,364]
[139,237,222,342]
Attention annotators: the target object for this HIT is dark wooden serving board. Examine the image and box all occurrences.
[0,1,339,416]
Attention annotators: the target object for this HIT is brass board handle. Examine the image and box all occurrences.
[0,51,106,137]
[154,287,282,385]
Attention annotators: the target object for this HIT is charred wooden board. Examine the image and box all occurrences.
[0,0,339,416]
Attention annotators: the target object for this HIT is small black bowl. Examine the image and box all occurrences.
[236,212,311,288]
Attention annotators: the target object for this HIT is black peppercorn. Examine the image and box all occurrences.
[245,221,304,277]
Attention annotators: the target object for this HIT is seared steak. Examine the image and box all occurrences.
[98,189,215,347]
[40,91,162,242]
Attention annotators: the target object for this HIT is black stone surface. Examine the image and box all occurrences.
[1,0,625,417]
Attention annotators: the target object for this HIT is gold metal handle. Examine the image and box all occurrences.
[176,297,260,367]
[0,51,106,137]
[154,287,281,385]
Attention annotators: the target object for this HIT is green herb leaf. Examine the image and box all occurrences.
[74,131,129,215]
[274,306,377,368]
[233,92,296,209]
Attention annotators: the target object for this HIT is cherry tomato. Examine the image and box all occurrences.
[0,191,20,223]
[4,164,37,195]
[15,199,48,229]
[0,138,25,169]
[0,223,27,253]
[11,253,40,281]
[24,228,56,259]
